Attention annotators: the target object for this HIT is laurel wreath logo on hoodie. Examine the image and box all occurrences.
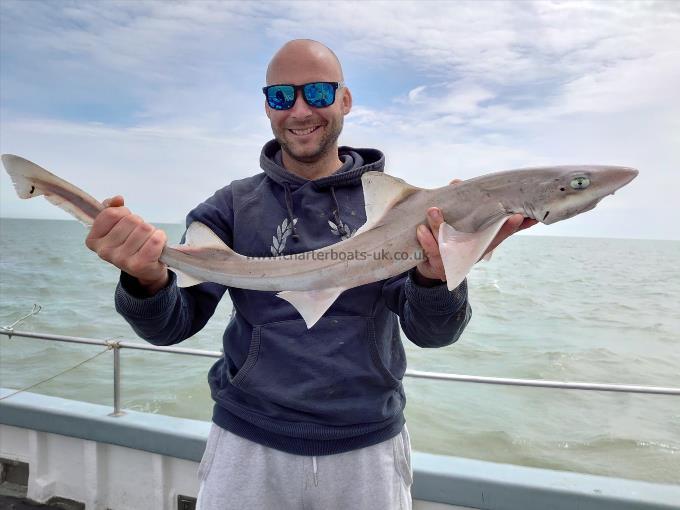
[328,218,355,240]
[271,217,298,256]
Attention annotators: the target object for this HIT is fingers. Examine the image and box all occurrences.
[416,224,439,259]
[137,229,167,264]
[88,195,128,240]
[102,195,125,208]
[501,214,537,236]
[120,220,156,255]
[126,229,167,277]
[415,208,447,281]
[87,205,132,244]
[426,207,444,236]
[84,197,167,282]
[517,218,538,232]
[105,214,146,248]
[416,224,445,282]
[491,214,523,248]
[499,214,524,237]
[484,214,536,256]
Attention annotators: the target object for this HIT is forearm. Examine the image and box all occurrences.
[115,271,226,346]
[383,270,471,348]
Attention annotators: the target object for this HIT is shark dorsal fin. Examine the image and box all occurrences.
[355,172,421,236]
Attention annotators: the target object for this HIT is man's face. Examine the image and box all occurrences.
[265,53,351,165]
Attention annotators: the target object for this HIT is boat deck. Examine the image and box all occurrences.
[0,495,54,509]
[0,494,82,509]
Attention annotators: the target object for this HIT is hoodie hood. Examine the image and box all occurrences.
[259,139,385,190]
[258,139,385,242]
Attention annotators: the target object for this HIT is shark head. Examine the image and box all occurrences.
[529,165,638,225]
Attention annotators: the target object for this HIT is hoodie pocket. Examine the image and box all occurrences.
[228,316,403,425]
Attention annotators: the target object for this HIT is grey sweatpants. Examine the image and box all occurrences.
[196,424,413,510]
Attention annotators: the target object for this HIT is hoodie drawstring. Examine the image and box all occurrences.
[283,183,349,242]
[283,182,299,241]
[329,186,348,238]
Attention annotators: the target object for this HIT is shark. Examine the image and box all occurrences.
[2,154,638,328]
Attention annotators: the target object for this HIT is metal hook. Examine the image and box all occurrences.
[1,304,42,338]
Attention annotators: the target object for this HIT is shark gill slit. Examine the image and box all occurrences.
[543,211,550,221]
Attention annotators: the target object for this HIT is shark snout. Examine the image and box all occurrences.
[608,167,639,192]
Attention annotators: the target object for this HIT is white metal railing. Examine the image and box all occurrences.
[1,329,679,417]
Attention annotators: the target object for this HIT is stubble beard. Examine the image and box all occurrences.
[276,116,344,165]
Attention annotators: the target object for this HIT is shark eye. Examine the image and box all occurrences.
[570,176,590,190]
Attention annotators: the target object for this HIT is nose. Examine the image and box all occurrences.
[288,89,313,119]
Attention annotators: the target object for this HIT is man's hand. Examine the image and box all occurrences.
[85,195,169,295]
[483,214,537,257]
[413,179,537,287]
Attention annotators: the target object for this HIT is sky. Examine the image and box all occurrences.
[1,0,678,240]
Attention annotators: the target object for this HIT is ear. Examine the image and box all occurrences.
[265,100,272,119]
[341,86,352,115]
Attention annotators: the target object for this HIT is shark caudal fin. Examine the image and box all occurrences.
[438,217,509,291]
[1,154,104,226]
[277,287,346,328]
[173,221,235,288]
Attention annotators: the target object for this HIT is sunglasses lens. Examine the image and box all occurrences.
[304,82,336,107]
[266,85,295,110]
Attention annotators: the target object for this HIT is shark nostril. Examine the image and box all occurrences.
[543,211,550,221]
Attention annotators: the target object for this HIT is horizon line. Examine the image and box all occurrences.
[0,216,677,243]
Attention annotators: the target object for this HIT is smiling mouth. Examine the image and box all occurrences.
[289,126,320,136]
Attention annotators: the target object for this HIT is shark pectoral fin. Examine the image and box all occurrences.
[481,249,494,262]
[276,287,346,329]
[355,172,422,236]
[172,268,205,288]
[438,217,509,291]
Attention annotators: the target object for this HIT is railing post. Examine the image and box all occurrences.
[108,341,125,417]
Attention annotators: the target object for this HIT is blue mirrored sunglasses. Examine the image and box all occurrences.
[263,82,343,110]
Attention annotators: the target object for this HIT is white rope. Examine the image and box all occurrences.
[0,345,112,401]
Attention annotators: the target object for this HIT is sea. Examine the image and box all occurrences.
[1,217,678,484]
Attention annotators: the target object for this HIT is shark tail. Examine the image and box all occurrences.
[1,154,104,226]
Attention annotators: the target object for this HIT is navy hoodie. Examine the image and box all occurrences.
[115,140,471,455]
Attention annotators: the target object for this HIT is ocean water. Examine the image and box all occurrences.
[1,218,679,484]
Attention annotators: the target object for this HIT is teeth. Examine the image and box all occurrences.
[291,126,317,135]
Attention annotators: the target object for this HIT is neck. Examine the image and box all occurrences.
[282,148,343,180]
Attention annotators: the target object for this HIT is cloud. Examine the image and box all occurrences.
[407,86,427,103]
[1,0,678,239]
[0,116,271,226]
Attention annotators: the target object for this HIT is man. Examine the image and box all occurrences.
[86,39,533,510]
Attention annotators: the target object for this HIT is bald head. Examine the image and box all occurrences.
[266,39,344,85]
